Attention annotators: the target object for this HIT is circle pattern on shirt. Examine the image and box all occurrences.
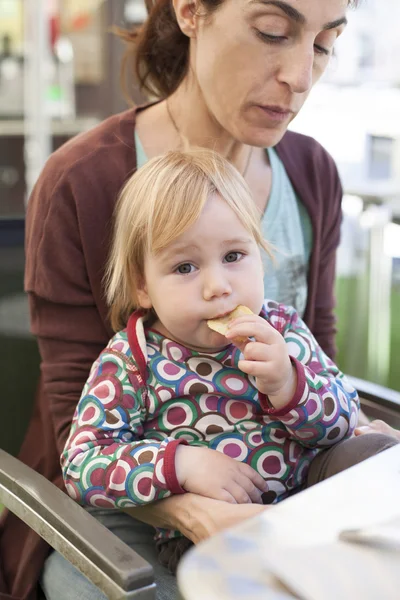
[104,458,133,493]
[195,414,231,438]
[100,352,128,378]
[215,436,249,461]
[158,400,201,431]
[73,319,356,512]
[325,415,350,443]
[249,445,290,480]
[285,331,312,363]
[85,490,116,508]
[198,394,220,413]
[90,377,121,409]
[218,373,249,396]
[82,456,110,490]
[126,465,156,503]
[236,420,259,435]
[154,358,187,382]
[244,430,264,448]
[261,479,288,504]
[79,401,104,428]
[321,392,342,425]
[186,357,224,380]
[225,399,253,423]
[170,426,205,442]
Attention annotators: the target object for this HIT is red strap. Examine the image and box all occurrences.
[127,311,148,382]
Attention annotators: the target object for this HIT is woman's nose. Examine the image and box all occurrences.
[278,44,315,94]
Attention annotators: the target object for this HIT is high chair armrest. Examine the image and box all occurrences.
[348,376,400,429]
[0,449,156,600]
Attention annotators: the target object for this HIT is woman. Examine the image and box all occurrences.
[1,1,396,599]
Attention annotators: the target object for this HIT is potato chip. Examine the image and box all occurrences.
[207,305,253,342]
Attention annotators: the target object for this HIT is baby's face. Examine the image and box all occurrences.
[137,194,265,352]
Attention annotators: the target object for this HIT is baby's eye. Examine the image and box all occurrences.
[224,251,243,263]
[176,263,195,274]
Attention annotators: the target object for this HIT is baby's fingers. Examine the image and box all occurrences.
[235,474,264,504]
[238,358,268,379]
[239,463,268,493]
[242,341,271,362]
[226,319,277,345]
[224,481,252,505]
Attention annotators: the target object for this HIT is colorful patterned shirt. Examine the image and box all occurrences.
[62,301,359,542]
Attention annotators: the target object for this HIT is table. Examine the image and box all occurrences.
[177,445,400,600]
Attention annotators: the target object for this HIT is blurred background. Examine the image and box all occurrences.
[0,0,399,455]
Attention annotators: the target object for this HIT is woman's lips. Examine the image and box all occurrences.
[257,104,293,123]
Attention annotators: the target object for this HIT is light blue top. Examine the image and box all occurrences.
[262,146,313,318]
[134,132,312,317]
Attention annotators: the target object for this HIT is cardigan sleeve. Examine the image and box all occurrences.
[259,302,359,449]
[61,344,187,508]
[25,161,112,455]
[24,114,136,456]
[311,150,343,360]
[275,131,343,360]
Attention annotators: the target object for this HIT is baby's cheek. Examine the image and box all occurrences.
[170,308,197,331]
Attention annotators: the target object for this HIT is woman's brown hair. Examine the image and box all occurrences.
[118,0,361,101]
[118,0,223,99]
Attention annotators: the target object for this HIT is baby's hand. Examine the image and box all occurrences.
[175,445,267,504]
[226,314,296,410]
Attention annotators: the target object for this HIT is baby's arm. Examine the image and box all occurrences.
[62,344,266,507]
[61,346,186,508]
[175,445,267,504]
[227,302,359,448]
[268,303,360,447]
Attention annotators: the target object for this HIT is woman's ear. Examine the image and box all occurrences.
[136,278,153,309]
[172,0,198,38]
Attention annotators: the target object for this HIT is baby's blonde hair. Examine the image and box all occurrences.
[105,148,272,331]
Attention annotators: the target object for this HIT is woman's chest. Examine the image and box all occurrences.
[245,148,272,214]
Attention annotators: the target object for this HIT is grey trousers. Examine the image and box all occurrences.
[40,433,398,600]
[40,510,178,600]
[306,432,399,486]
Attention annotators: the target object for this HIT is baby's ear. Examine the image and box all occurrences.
[136,278,153,309]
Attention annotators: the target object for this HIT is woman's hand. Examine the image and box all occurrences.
[175,445,267,504]
[226,314,296,410]
[124,493,270,544]
[354,419,400,441]
[181,494,270,544]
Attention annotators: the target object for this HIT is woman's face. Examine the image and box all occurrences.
[189,0,348,147]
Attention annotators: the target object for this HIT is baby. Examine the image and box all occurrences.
[62,148,359,568]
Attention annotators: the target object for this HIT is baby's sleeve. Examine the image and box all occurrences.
[260,302,359,449]
[61,346,186,508]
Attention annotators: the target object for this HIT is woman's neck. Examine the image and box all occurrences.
[135,89,272,214]
[167,83,251,175]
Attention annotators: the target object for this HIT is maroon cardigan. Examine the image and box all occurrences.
[0,106,343,600]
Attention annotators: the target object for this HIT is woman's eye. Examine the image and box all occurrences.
[314,44,330,56]
[176,263,195,274]
[256,31,287,44]
[224,251,242,263]
[256,29,331,57]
